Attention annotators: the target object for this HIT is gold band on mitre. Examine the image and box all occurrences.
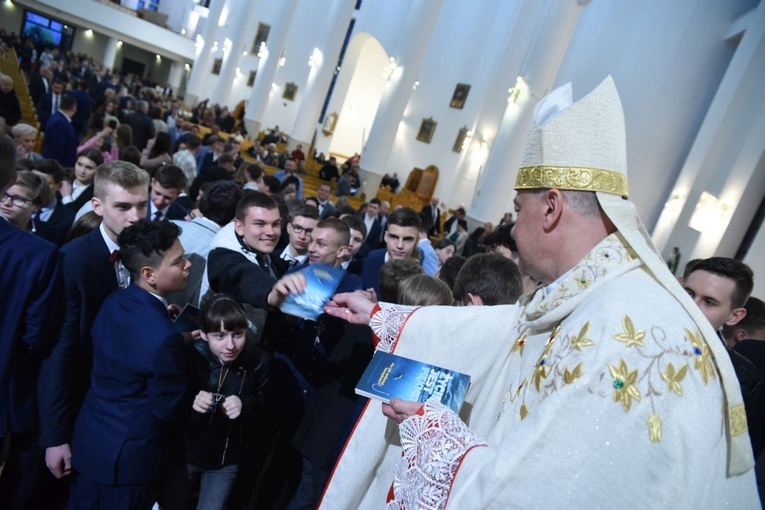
[514,165,629,198]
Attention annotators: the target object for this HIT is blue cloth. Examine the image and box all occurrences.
[0,220,60,437]
[359,248,387,298]
[42,111,78,167]
[418,239,439,276]
[71,284,186,486]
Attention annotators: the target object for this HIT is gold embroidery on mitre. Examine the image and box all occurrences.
[730,404,748,437]
[514,165,629,197]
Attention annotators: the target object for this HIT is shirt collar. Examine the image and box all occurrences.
[99,222,120,253]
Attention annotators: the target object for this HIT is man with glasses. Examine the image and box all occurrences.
[275,205,319,275]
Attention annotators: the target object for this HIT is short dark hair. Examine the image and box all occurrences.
[120,146,142,167]
[690,257,754,308]
[316,217,350,247]
[682,259,703,280]
[262,175,281,195]
[434,238,456,251]
[117,219,181,280]
[387,207,420,229]
[291,204,319,221]
[60,94,76,111]
[217,153,235,166]
[342,214,366,238]
[723,297,765,340]
[199,293,248,333]
[457,219,468,230]
[452,253,522,305]
[32,159,65,183]
[369,198,381,206]
[482,223,516,251]
[418,213,431,234]
[187,134,201,150]
[200,180,242,226]
[235,191,278,221]
[153,165,187,191]
[77,147,104,167]
[437,256,467,290]
[333,205,359,219]
[243,162,263,181]
[378,258,425,303]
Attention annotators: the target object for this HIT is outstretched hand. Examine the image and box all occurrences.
[324,291,375,325]
[267,272,307,308]
[382,398,423,424]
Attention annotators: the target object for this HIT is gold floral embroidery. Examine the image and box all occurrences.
[609,359,641,412]
[686,328,716,385]
[730,404,748,436]
[532,362,549,392]
[569,322,595,351]
[511,332,527,356]
[661,362,688,396]
[520,404,529,420]
[563,363,583,384]
[613,315,645,347]
[647,413,662,443]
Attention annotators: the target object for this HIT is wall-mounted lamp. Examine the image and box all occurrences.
[181,28,186,35]
[412,80,420,90]
[688,191,732,233]
[85,29,93,36]
[242,50,248,56]
[257,42,267,58]
[382,57,397,81]
[155,54,162,61]
[308,48,322,68]
[116,40,123,47]
[278,50,286,67]
[507,76,527,103]
[184,63,191,71]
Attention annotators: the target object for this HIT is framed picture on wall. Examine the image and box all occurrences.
[449,83,470,109]
[247,70,256,87]
[251,23,271,54]
[211,57,222,76]
[416,117,437,143]
[452,126,469,152]
[283,82,298,101]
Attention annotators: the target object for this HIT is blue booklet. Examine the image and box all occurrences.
[355,351,471,413]
[280,264,346,320]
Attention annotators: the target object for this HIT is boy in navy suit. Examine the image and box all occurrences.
[68,220,190,509]
[39,161,150,482]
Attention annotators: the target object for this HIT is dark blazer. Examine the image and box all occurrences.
[124,110,155,151]
[0,221,60,437]
[421,204,442,236]
[443,215,459,235]
[67,89,94,136]
[355,248,387,298]
[28,72,49,104]
[363,217,383,248]
[318,201,335,220]
[64,184,94,214]
[147,201,188,221]
[42,111,78,168]
[39,201,76,246]
[71,284,186,486]
[206,248,279,309]
[35,92,60,129]
[37,227,118,448]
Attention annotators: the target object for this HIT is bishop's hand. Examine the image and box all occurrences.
[324,291,375,325]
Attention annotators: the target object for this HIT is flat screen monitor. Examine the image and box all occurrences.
[21,10,74,49]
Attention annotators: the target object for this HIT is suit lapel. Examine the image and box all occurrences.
[89,228,119,291]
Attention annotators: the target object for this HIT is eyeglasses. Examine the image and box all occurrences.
[289,223,313,236]
[1,193,33,207]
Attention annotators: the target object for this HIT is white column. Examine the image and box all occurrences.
[210,0,262,107]
[185,0,225,106]
[102,37,118,70]
[167,60,185,91]
[290,0,356,147]
[244,0,299,135]
[470,0,586,222]
[359,0,444,192]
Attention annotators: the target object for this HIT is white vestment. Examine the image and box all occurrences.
[319,233,759,509]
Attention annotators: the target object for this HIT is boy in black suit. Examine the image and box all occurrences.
[148,165,188,221]
[69,220,189,509]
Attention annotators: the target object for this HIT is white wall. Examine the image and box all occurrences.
[0,1,25,36]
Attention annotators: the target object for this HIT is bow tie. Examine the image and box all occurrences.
[108,250,120,264]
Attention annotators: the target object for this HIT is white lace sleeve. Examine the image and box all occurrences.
[370,302,419,353]
[387,399,487,510]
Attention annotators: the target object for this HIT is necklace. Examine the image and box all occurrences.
[217,361,231,393]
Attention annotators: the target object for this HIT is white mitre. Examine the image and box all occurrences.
[514,76,753,476]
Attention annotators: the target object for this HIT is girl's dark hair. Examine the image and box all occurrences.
[200,294,248,333]
[77,147,104,167]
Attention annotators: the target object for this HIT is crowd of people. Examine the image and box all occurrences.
[0,36,763,510]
